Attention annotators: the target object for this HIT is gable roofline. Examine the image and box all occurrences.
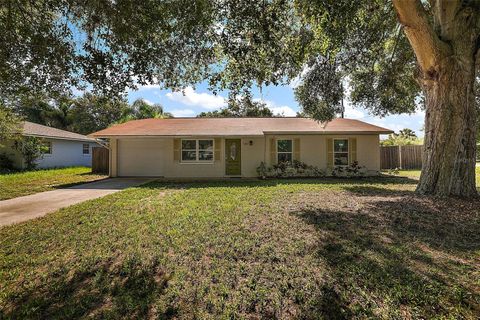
[21,121,95,142]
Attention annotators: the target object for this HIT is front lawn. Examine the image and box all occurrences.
[0,167,106,200]
[1,176,478,319]
[386,167,480,186]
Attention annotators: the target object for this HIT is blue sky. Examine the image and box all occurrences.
[127,81,426,138]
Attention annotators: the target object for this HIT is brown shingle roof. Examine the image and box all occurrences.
[90,118,393,137]
[22,121,95,142]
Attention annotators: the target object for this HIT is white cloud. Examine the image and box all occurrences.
[414,108,425,117]
[165,87,226,110]
[369,119,406,134]
[143,99,154,106]
[255,99,297,117]
[170,109,196,117]
[270,106,297,117]
[289,65,313,89]
[71,87,84,97]
[136,83,158,91]
[128,76,160,91]
[343,101,365,119]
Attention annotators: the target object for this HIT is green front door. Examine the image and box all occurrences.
[225,139,241,175]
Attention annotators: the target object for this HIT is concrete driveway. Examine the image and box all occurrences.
[0,178,156,227]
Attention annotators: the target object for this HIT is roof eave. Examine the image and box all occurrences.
[89,131,393,138]
[262,130,394,135]
[23,133,96,142]
[89,134,264,138]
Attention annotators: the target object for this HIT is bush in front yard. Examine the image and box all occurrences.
[257,160,325,179]
[13,136,47,170]
[0,153,15,173]
[330,161,368,178]
[257,160,368,179]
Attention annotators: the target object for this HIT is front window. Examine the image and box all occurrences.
[334,139,349,166]
[83,144,90,155]
[43,141,52,154]
[182,139,214,162]
[277,139,292,163]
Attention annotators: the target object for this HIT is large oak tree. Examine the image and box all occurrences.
[393,0,479,196]
[1,0,479,196]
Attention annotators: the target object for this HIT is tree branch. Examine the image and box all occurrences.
[392,0,450,74]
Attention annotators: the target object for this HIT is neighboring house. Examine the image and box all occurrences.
[1,121,99,169]
[90,117,393,178]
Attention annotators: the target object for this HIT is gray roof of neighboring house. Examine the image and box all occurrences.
[22,121,95,142]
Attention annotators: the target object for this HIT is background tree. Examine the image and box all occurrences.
[198,94,273,118]
[69,94,131,134]
[1,0,479,196]
[398,128,417,140]
[0,106,22,145]
[5,93,173,135]
[115,99,173,123]
[10,94,71,129]
[381,128,422,146]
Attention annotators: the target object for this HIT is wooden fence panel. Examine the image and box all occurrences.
[380,146,399,169]
[401,145,423,169]
[92,147,109,174]
[380,145,423,169]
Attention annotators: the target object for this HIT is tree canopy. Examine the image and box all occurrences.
[0,106,21,145]
[2,0,461,120]
[198,93,273,118]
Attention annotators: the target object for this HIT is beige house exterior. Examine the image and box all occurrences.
[90,118,392,178]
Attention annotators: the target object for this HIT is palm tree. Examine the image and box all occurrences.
[115,99,173,124]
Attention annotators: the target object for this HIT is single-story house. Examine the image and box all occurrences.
[89,117,393,178]
[1,121,99,169]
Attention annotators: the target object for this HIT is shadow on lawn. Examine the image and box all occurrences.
[2,256,176,319]
[138,175,419,191]
[291,194,480,317]
[51,178,109,190]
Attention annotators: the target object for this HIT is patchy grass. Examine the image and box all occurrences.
[0,167,106,200]
[385,167,480,186]
[0,177,479,319]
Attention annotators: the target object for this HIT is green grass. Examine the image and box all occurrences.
[0,167,106,200]
[386,167,480,188]
[1,176,479,319]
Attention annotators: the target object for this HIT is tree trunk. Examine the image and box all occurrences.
[393,0,480,197]
[417,57,477,197]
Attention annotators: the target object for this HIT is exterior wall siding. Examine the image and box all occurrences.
[1,138,97,169]
[36,139,98,168]
[265,134,380,174]
[113,134,380,178]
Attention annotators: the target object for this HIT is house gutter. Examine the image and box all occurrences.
[94,138,110,149]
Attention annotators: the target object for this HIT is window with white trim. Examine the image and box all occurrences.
[82,144,90,155]
[181,139,214,162]
[43,141,52,154]
[277,139,293,163]
[334,139,349,166]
